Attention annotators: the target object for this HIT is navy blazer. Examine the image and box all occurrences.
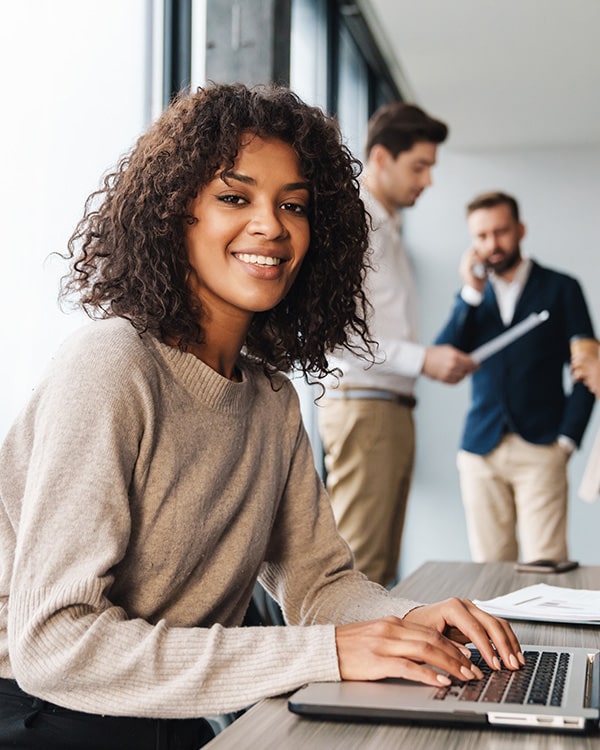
[435,260,595,455]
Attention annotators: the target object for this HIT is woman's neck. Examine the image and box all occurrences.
[165,324,247,381]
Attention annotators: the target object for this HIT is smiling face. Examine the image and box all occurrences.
[183,134,311,329]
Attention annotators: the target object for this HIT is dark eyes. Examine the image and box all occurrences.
[281,202,308,216]
[217,194,308,216]
[218,194,246,206]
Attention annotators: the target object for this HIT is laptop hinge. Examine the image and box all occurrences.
[585,652,600,710]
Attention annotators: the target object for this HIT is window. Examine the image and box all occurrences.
[0,0,156,439]
[291,0,401,153]
[289,0,402,469]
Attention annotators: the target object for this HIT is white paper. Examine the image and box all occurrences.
[474,583,600,624]
[470,310,550,364]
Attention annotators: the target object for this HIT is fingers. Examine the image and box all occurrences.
[460,247,486,289]
[335,616,485,686]
[445,351,478,383]
[425,346,478,383]
[571,356,600,394]
[403,598,524,673]
[451,601,525,670]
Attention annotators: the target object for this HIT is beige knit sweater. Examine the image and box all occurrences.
[0,318,420,719]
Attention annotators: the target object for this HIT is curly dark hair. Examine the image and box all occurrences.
[61,82,372,379]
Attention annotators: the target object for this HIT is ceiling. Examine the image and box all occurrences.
[359,0,600,151]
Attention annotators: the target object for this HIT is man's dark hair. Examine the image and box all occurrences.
[365,102,448,158]
[466,191,520,223]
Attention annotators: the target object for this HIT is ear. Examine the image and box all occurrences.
[369,143,393,170]
[518,222,526,241]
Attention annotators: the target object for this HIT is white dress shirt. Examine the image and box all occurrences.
[324,188,425,396]
[460,257,532,324]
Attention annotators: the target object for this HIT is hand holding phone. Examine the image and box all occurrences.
[460,247,487,289]
[471,262,488,280]
[514,559,579,574]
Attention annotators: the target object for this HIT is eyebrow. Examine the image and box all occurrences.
[220,170,311,193]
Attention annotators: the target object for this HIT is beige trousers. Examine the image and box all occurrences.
[318,398,415,587]
[457,434,569,563]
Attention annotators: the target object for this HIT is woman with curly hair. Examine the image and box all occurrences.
[0,82,521,749]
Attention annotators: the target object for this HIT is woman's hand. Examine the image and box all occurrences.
[335,599,523,688]
[403,597,524,673]
[571,353,600,399]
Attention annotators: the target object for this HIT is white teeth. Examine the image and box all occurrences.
[237,253,281,266]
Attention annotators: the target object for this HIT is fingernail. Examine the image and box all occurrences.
[492,656,501,670]
[472,665,484,680]
[518,651,526,666]
[460,666,476,680]
[459,646,471,657]
[509,654,519,669]
[437,674,451,685]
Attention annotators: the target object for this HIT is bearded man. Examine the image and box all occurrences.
[436,191,595,563]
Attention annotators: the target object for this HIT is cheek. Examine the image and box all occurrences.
[292,223,311,260]
[300,227,311,257]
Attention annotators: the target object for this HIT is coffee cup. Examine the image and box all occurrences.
[570,335,599,380]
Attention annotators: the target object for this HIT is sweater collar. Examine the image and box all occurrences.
[146,334,254,413]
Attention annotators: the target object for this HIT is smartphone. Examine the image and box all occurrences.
[514,559,579,574]
[471,262,488,280]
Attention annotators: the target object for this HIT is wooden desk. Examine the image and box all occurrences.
[204,561,600,749]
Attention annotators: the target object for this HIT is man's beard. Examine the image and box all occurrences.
[487,245,521,275]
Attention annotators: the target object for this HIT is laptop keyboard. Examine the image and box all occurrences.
[434,649,570,706]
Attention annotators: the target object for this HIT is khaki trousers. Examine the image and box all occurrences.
[457,434,569,563]
[318,398,415,587]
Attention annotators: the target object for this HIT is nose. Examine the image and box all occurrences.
[420,167,433,189]
[247,201,287,240]
[479,236,497,256]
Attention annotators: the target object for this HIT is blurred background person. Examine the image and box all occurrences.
[318,103,476,587]
[436,190,595,563]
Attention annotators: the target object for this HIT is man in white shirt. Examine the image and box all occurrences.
[435,191,595,562]
[318,103,476,587]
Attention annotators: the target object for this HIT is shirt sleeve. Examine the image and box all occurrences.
[461,285,484,307]
[369,338,427,378]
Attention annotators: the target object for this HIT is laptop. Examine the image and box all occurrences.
[289,645,600,732]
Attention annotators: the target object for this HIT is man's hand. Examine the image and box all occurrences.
[459,246,487,292]
[422,345,477,384]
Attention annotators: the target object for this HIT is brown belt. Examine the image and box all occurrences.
[326,388,417,409]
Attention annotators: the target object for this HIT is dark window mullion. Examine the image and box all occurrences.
[163,0,192,107]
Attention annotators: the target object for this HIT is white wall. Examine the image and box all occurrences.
[0,0,152,440]
[401,144,600,576]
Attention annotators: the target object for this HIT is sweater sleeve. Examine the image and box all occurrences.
[4,327,420,720]
[3,330,341,718]
[258,385,423,625]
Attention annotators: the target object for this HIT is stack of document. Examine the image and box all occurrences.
[474,583,600,624]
